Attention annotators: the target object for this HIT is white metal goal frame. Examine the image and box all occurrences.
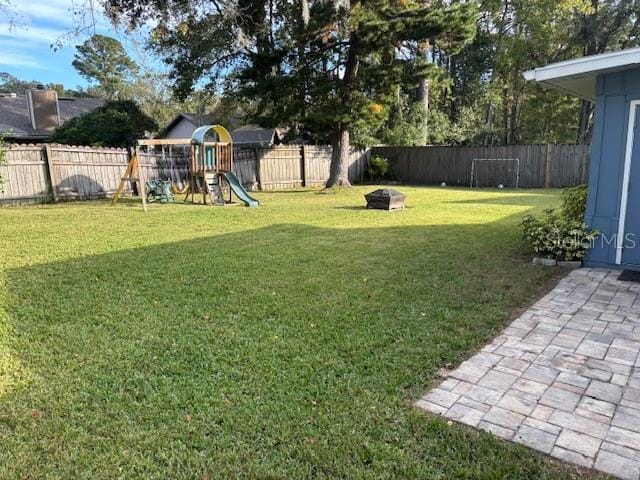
[470,158,520,189]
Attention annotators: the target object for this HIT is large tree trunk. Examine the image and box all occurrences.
[326,32,359,188]
[415,40,430,145]
[327,125,351,187]
[482,1,509,146]
[576,0,597,144]
[483,105,494,146]
[510,87,523,143]
[577,100,594,144]
[502,86,510,144]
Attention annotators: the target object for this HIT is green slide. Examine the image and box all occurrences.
[221,172,260,207]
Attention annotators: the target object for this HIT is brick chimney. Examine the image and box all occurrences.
[27,89,61,132]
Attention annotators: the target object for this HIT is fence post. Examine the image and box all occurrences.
[544,143,553,188]
[44,144,58,202]
[301,145,307,187]
[254,146,262,191]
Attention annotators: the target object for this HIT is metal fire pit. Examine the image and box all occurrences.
[364,189,405,210]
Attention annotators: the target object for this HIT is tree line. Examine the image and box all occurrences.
[4,1,639,185]
[98,0,640,185]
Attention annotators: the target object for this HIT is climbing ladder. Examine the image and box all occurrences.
[204,172,225,206]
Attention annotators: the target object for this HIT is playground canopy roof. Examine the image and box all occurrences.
[523,47,640,101]
[191,124,232,145]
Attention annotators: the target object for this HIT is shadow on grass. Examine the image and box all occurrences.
[447,193,562,207]
[251,189,320,195]
[332,205,416,211]
[1,217,578,479]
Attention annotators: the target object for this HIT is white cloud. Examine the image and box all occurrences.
[0,36,42,50]
[0,0,159,81]
[0,22,66,44]
[0,0,117,46]
[0,51,44,69]
[11,0,75,24]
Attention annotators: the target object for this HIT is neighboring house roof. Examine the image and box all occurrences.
[523,47,640,101]
[231,124,287,145]
[0,94,104,140]
[156,113,218,138]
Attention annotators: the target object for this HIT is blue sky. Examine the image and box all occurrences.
[0,0,146,89]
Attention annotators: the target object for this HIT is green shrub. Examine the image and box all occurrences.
[367,155,394,181]
[521,185,597,261]
[521,208,599,261]
[51,100,158,148]
[561,184,588,222]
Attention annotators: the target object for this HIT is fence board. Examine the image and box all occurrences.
[372,144,589,188]
[233,147,258,190]
[1,143,370,204]
[257,146,303,190]
[50,145,131,199]
[1,146,49,203]
[2,142,590,204]
[304,146,331,187]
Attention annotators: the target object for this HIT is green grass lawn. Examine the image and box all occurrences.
[0,187,601,479]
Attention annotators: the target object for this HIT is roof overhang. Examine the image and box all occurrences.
[523,47,640,101]
[0,127,49,139]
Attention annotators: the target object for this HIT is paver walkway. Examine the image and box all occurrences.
[417,269,640,479]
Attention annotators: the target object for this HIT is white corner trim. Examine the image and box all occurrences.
[616,100,640,265]
[523,47,640,83]
[523,48,640,102]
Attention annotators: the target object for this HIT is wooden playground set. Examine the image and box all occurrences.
[112,124,259,211]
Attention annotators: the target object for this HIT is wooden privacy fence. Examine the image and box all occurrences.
[0,144,132,204]
[1,142,588,204]
[246,145,368,190]
[0,143,370,204]
[372,144,591,188]
[138,144,369,191]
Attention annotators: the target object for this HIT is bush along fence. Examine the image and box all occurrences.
[0,144,370,204]
[372,144,591,188]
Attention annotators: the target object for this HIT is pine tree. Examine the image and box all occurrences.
[72,34,139,100]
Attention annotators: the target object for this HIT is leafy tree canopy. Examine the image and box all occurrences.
[103,0,477,185]
[71,0,639,150]
[51,100,158,147]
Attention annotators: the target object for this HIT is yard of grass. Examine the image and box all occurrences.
[0,186,599,479]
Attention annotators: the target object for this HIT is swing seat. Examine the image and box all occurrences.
[171,183,189,195]
[146,179,175,204]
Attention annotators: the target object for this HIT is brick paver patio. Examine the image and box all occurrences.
[417,268,640,479]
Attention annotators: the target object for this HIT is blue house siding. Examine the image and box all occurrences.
[584,68,640,270]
